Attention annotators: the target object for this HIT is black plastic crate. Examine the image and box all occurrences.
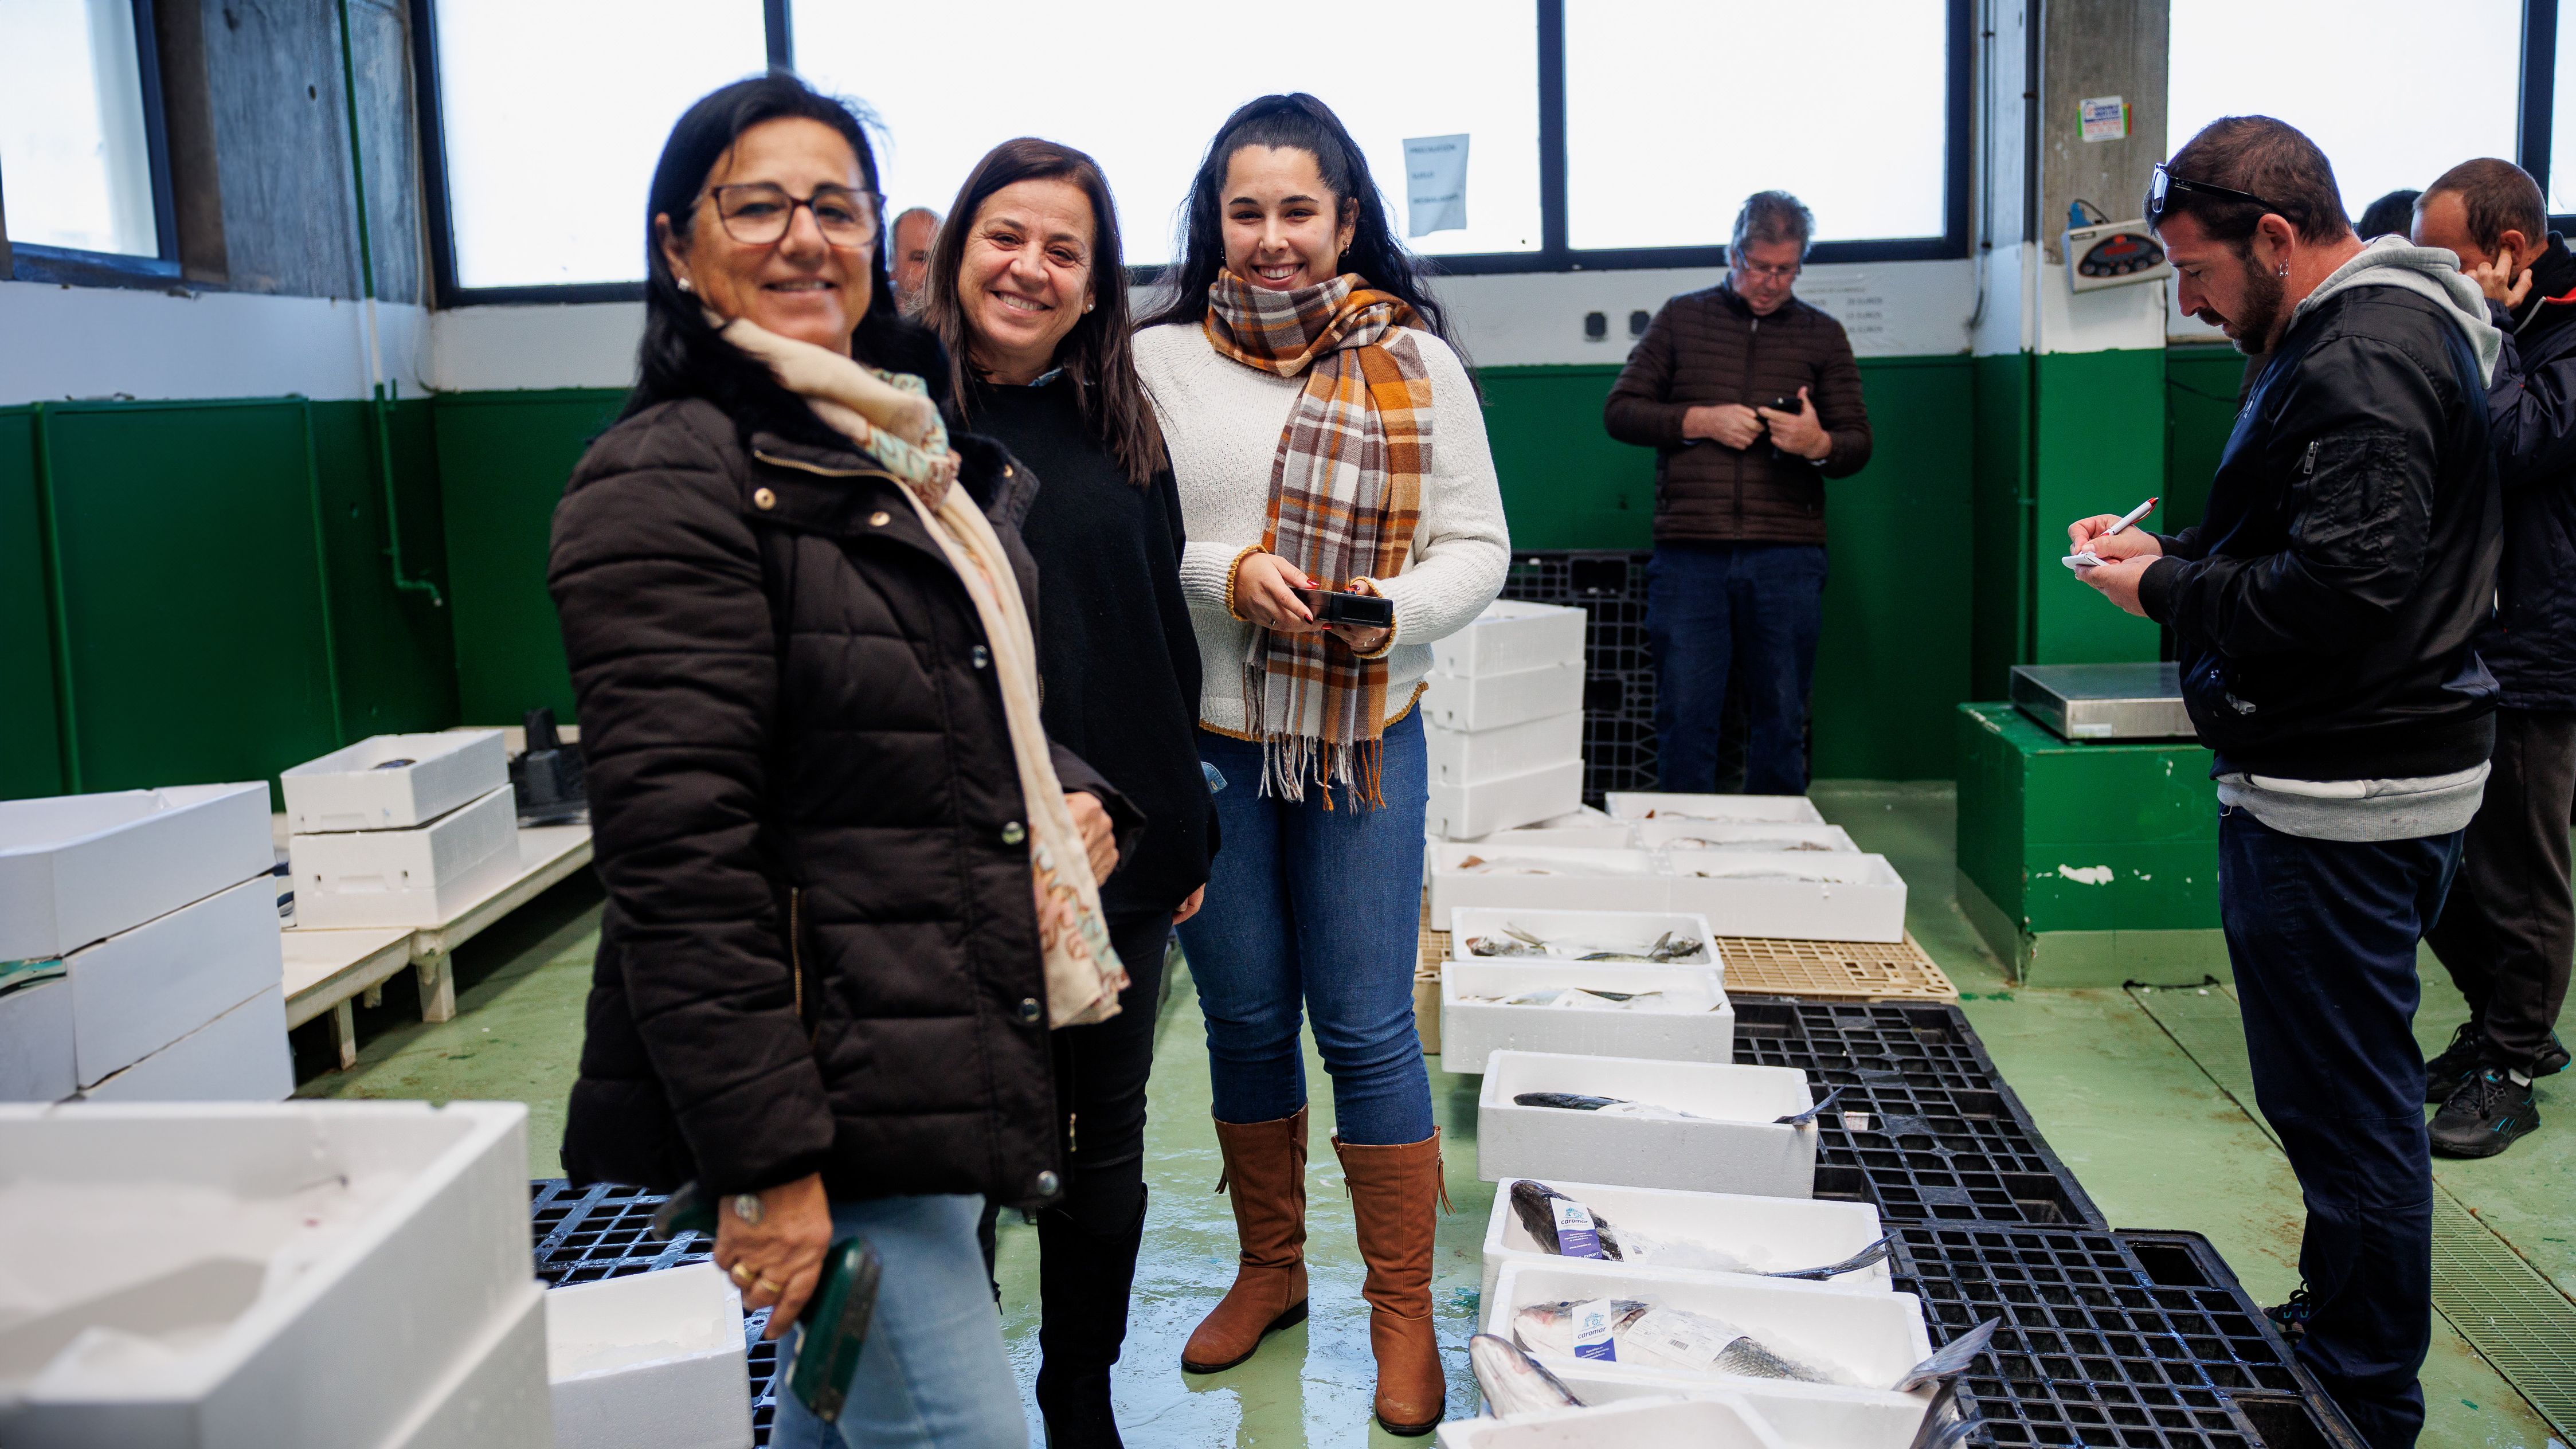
[1499,550,1667,801]
[530,1178,710,1284]
[1893,1222,2364,1449]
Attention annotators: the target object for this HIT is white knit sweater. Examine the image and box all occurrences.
[1134,320,1512,736]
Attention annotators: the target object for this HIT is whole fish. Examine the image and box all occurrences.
[1507,1180,1628,1259]
[1766,1235,1892,1280]
[1512,1298,1840,1385]
[1891,1318,2001,1392]
[1663,836,1836,852]
[1774,1083,1849,1127]
[1468,1333,1584,1418]
[1512,1091,1711,1121]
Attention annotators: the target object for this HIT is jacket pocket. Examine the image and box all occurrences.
[2288,427,2424,574]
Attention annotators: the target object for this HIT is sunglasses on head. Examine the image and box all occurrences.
[2147,163,2287,224]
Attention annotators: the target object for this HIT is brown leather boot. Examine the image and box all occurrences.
[1334,1129,1448,1435]
[1180,1107,1309,1373]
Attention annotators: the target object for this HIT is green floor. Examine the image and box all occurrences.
[298,784,2571,1448]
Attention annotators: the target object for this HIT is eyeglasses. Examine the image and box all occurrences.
[706,183,882,249]
[1735,257,1802,282]
[2147,163,2284,225]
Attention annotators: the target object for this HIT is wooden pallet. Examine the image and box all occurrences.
[1416,921,1956,1003]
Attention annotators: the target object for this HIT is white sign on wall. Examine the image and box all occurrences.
[1404,133,1470,237]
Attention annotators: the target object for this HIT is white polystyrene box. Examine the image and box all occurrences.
[1633,819,1858,854]
[0,783,272,962]
[1447,805,1637,851]
[1442,964,1732,1072]
[289,785,518,929]
[547,1263,752,1449]
[1435,1395,1793,1449]
[1423,660,1585,732]
[1605,793,1827,825]
[281,730,508,835]
[1483,1257,1933,1404]
[1479,1177,1889,1303]
[1428,712,1583,787]
[1444,907,1720,974]
[0,1101,541,1449]
[383,1282,553,1449]
[1477,1051,1819,1199]
[1431,600,1587,677]
[78,986,291,1103]
[1427,759,1585,842]
[1563,1380,1935,1449]
[0,977,76,1102]
[68,876,281,1088]
[1427,843,1667,920]
[1665,854,1908,944]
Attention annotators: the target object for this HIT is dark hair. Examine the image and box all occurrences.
[2420,159,2546,254]
[921,138,1161,485]
[1732,190,1815,260]
[2153,116,2352,247]
[624,72,944,428]
[2355,189,2421,241]
[1140,92,1467,369]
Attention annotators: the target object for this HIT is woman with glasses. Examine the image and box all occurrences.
[550,75,1139,1449]
[917,138,1215,1449]
[1133,92,1508,1436]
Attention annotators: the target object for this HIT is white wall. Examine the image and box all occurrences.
[0,279,427,406]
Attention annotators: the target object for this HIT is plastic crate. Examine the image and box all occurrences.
[1892,1222,2366,1449]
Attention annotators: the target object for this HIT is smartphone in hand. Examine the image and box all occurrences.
[1293,587,1395,629]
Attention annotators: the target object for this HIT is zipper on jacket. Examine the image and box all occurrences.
[1738,316,1761,530]
[2301,440,2319,478]
[751,448,901,487]
[789,885,813,1039]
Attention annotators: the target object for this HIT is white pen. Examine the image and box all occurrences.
[2064,496,2158,570]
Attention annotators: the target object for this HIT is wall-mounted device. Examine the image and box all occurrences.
[1583,310,1608,340]
[2063,201,2171,293]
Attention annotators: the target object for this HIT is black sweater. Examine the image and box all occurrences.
[966,375,1216,917]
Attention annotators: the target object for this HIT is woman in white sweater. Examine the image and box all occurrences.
[1133,93,1508,1437]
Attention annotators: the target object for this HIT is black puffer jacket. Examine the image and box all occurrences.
[2139,282,2502,779]
[551,396,1138,1208]
[2478,233,2576,711]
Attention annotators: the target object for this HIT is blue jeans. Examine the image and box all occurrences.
[1179,712,1434,1145]
[769,1194,1027,1449]
[1646,541,1827,794]
[2219,808,2461,1449]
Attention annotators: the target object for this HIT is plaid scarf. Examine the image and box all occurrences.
[1204,272,1433,806]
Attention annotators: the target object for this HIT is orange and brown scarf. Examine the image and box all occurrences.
[1204,271,1433,806]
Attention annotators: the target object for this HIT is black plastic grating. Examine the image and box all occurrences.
[1498,550,1666,802]
[529,1178,711,1284]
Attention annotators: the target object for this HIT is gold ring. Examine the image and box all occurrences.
[755,1276,784,1296]
[730,1262,755,1287]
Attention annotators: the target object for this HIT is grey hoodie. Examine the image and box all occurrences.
[2289,235,2503,385]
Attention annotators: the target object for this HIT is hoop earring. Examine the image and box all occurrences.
[2275,263,2288,278]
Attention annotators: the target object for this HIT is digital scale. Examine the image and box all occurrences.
[2009,663,2195,742]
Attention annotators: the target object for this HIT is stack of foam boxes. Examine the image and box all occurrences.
[286,731,518,929]
[1423,600,1590,840]
[0,781,292,1103]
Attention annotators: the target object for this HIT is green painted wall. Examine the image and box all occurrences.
[0,410,66,801]
[2165,344,2247,532]
[1969,351,2034,699]
[2030,348,2167,665]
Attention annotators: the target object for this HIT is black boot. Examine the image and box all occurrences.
[1033,1189,1147,1449]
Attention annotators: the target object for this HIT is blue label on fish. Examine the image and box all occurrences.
[1571,1298,1618,1361]
[1552,1199,1603,1259]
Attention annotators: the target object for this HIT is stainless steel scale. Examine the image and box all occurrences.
[2009,663,2195,742]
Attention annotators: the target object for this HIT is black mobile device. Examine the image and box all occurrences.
[1765,394,1803,413]
[1295,588,1395,629]
[656,1182,884,1425]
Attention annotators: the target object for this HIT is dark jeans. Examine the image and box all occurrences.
[2424,708,2576,1071]
[1179,712,1434,1145]
[2219,807,2463,1449]
[1646,541,1827,794]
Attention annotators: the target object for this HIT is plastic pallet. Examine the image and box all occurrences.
[1893,1221,2366,1449]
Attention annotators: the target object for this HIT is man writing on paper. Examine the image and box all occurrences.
[2071,117,2502,1449]
[1604,190,1872,794]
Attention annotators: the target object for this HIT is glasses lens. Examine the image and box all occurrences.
[716,185,791,244]
[809,188,878,245]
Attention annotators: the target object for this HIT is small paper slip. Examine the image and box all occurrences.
[1571,1298,1620,1361]
[2063,552,2103,570]
[1627,1306,1733,1372]
[1552,1198,1604,1259]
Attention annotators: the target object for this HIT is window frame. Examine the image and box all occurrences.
[5,0,183,288]
[416,0,1976,304]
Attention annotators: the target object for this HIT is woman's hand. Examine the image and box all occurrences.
[712,1172,833,1340]
[1066,791,1118,881]
[1232,553,1322,633]
[1173,884,1206,925]
[1327,579,1393,656]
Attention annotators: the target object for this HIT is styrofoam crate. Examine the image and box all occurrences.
[1444,907,1720,973]
[1533,1374,1934,1449]
[0,1101,538,1449]
[1424,660,1585,732]
[1484,1257,1933,1404]
[1430,712,1584,788]
[1477,1051,1819,1198]
[1604,793,1826,825]
[1447,805,1637,851]
[1428,759,1585,842]
[1432,600,1588,677]
[282,730,509,835]
[77,985,292,1103]
[0,977,76,1102]
[289,785,518,929]
[0,782,272,961]
[1633,819,1858,854]
[548,1262,751,1449]
[1480,1178,1889,1303]
[1442,964,1732,1072]
[1666,855,1908,945]
[1435,1394,1792,1449]
[382,1281,553,1449]
[67,875,281,1088]
[1428,843,1667,920]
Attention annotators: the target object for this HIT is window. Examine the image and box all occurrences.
[2168,0,2522,224]
[0,0,169,263]
[792,1,1541,267]
[1563,0,1955,253]
[2552,6,2576,213]
[424,0,769,292]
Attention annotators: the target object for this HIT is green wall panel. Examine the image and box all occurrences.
[2031,348,2166,665]
[2165,344,2248,534]
[0,410,66,799]
[1969,353,2034,699]
[1478,366,1655,550]
[308,398,460,737]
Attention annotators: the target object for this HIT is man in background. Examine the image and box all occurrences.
[2408,157,2576,1157]
[2358,188,2421,239]
[1604,190,1872,794]
[2074,116,2502,1448]
[890,205,941,312]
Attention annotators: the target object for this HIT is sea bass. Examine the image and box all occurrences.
[1512,1298,1844,1384]
[1467,1333,1583,1417]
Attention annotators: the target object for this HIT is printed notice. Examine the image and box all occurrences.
[1552,1198,1604,1259]
[2080,96,2129,143]
[1571,1298,1620,1361]
[1404,134,1469,237]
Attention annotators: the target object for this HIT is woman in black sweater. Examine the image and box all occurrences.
[920,138,1214,1449]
